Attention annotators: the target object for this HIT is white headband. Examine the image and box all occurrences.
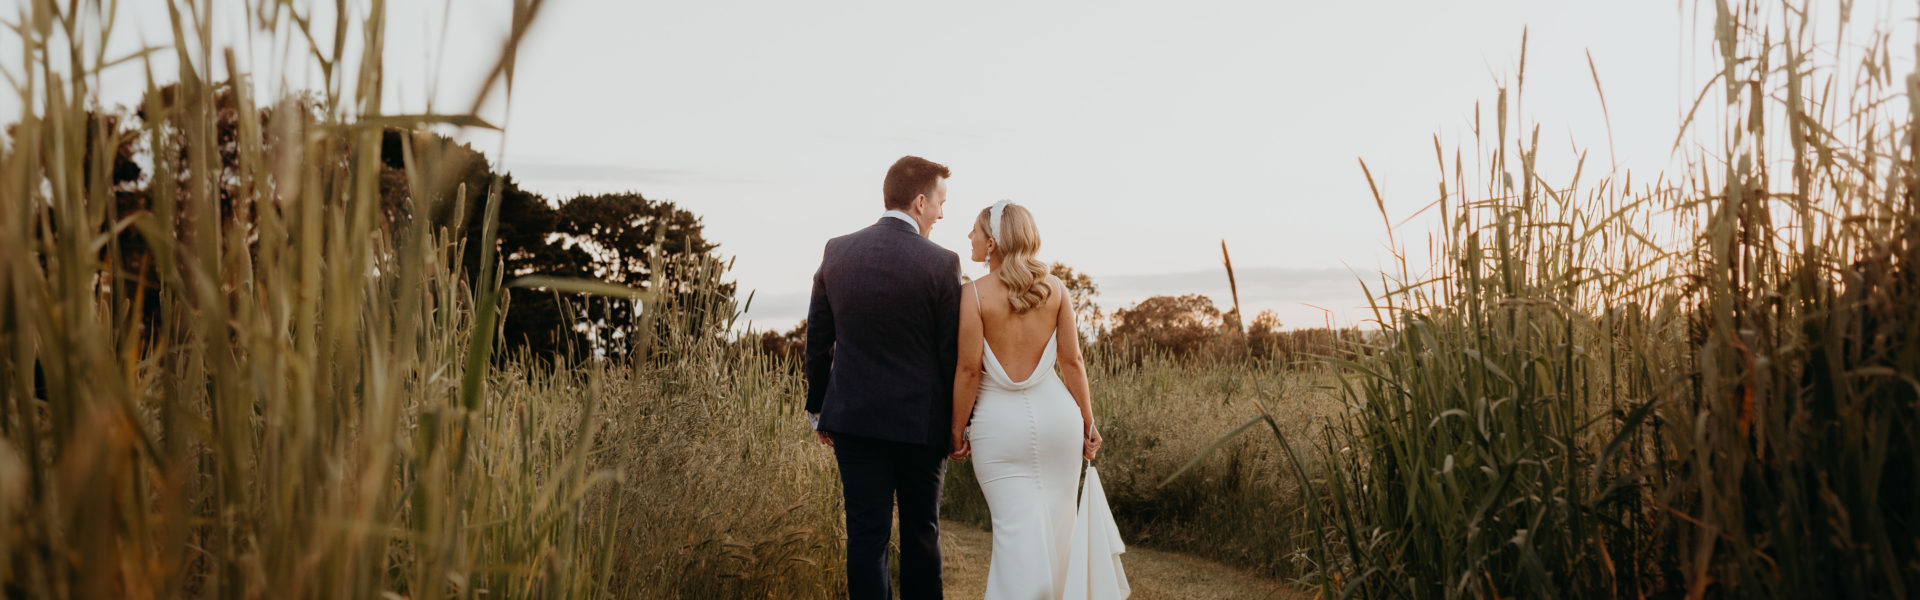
[988,200,1013,245]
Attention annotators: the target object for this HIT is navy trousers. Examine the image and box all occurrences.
[831,432,946,599]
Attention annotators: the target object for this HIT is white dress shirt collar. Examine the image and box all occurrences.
[882,210,919,231]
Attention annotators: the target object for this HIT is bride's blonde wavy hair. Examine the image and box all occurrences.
[976,203,1053,313]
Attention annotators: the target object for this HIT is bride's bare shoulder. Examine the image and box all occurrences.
[976,272,1004,291]
[1045,274,1068,297]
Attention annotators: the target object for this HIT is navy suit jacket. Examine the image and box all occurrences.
[806,217,961,449]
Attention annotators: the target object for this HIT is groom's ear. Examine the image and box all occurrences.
[909,194,927,214]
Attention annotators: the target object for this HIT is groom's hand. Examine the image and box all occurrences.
[807,411,831,446]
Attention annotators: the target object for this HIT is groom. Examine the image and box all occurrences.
[806,156,960,599]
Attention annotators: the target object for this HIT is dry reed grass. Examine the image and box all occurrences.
[1221,2,1920,597]
[1,1,629,597]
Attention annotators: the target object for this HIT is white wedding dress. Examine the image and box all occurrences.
[968,286,1128,599]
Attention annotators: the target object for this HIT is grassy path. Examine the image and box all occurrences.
[939,520,1305,599]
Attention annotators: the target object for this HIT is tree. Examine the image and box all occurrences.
[29,84,735,364]
[1049,262,1102,327]
[538,192,736,360]
[758,320,808,366]
[1107,294,1232,359]
[1049,262,1105,343]
[1246,309,1283,361]
[373,131,737,361]
[381,139,741,361]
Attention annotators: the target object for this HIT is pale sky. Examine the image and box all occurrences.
[5,1,1914,332]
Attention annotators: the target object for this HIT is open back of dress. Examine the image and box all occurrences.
[967,283,1083,599]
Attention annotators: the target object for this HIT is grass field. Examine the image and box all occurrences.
[520,341,1335,597]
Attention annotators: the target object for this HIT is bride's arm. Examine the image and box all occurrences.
[1053,278,1100,458]
[950,282,984,458]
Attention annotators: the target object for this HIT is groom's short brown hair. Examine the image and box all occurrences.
[883,156,950,210]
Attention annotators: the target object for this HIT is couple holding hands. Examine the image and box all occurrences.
[805,156,1130,599]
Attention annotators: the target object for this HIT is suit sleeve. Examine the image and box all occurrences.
[934,252,962,401]
[804,248,836,414]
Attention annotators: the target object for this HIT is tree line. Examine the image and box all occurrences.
[42,85,733,363]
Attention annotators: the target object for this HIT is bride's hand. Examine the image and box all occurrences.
[949,429,971,461]
[1082,421,1103,460]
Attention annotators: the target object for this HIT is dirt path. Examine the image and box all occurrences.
[939,520,1305,599]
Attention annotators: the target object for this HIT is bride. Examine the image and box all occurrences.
[949,200,1124,599]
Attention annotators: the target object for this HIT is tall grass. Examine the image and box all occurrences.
[945,347,1349,578]
[0,1,628,597]
[1281,2,1920,597]
[486,334,848,598]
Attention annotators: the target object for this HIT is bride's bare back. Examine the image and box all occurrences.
[948,200,1101,469]
[972,273,1065,382]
